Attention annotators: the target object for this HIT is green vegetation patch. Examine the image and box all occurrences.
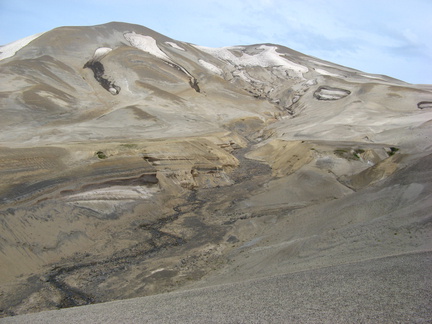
[334,149,348,157]
[352,149,365,159]
[96,151,107,159]
[388,147,399,156]
[334,148,365,160]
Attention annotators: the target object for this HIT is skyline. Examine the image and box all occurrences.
[0,0,431,84]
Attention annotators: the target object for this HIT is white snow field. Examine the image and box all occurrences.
[124,32,171,62]
[0,32,44,60]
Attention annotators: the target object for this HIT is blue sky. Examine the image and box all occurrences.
[1,0,431,84]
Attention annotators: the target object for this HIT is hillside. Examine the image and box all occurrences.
[0,22,431,321]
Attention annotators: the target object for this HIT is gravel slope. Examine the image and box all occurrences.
[2,251,430,323]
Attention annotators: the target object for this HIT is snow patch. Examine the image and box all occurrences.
[123,33,198,90]
[66,185,159,201]
[360,74,385,81]
[150,268,166,275]
[198,59,223,75]
[36,91,68,106]
[305,79,317,86]
[0,32,44,61]
[232,69,262,83]
[93,47,112,61]
[124,32,171,61]
[166,42,185,51]
[315,68,340,77]
[310,60,334,68]
[195,44,308,77]
[108,87,118,95]
[124,80,132,93]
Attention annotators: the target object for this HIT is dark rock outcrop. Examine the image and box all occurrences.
[417,101,432,109]
[83,60,121,95]
[313,86,351,100]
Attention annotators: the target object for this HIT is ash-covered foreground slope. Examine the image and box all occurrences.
[0,22,431,321]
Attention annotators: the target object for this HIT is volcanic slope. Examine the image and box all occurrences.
[0,22,431,321]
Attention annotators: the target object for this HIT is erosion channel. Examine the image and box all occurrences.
[0,136,274,316]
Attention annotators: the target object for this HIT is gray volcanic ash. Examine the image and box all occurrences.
[0,22,431,322]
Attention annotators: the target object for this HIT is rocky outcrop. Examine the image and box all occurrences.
[313,86,351,100]
[418,101,432,109]
[83,60,121,95]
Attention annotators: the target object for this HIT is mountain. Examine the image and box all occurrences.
[0,22,431,321]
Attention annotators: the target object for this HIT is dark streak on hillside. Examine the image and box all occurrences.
[417,101,432,109]
[83,60,121,95]
[164,61,200,93]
